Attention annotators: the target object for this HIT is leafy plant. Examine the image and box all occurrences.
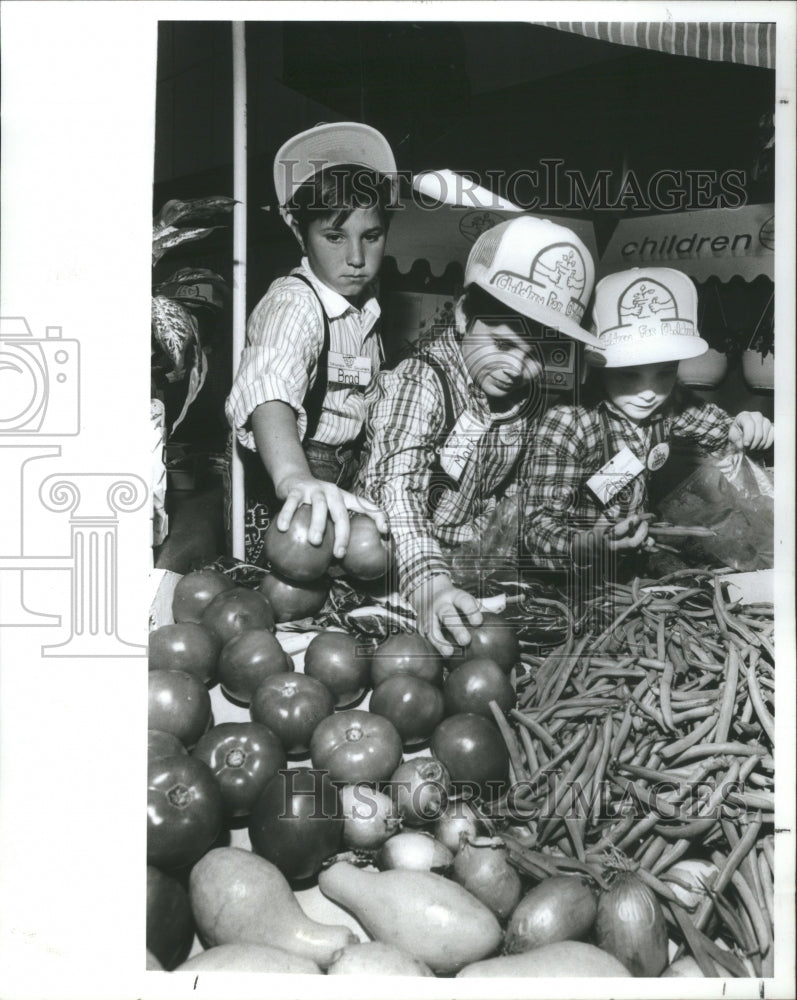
[151,196,235,431]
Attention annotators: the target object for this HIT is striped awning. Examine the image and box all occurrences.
[544,22,775,70]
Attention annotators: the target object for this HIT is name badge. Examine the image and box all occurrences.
[647,442,670,471]
[327,351,372,387]
[438,411,487,483]
[586,446,645,506]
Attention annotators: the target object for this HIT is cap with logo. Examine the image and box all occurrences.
[586,267,709,368]
[274,122,397,209]
[464,216,598,345]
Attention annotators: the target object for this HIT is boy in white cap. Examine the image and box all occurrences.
[226,123,396,564]
[524,266,774,569]
[357,216,598,654]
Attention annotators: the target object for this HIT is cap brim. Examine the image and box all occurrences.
[586,336,709,368]
[275,123,396,205]
[469,277,600,347]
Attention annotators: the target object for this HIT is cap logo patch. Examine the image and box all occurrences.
[490,242,588,321]
[619,279,676,323]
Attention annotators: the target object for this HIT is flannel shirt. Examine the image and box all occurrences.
[225,258,382,450]
[356,326,533,599]
[523,391,734,568]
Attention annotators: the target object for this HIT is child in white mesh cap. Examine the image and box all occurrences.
[357,215,598,655]
[524,267,774,570]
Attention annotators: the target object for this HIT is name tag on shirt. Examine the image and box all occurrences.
[438,411,487,483]
[327,351,372,387]
[586,446,645,506]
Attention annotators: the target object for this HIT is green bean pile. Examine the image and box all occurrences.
[490,569,775,977]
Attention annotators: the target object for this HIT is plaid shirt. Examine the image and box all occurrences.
[356,326,533,598]
[523,391,734,567]
[225,259,382,450]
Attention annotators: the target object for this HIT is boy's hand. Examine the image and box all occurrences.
[407,575,483,658]
[275,474,388,559]
[728,412,774,452]
[579,512,651,553]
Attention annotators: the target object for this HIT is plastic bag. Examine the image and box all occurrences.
[656,451,774,571]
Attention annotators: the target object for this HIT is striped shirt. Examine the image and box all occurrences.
[356,326,534,599]
[225,258,382,450]
[523,392,734,568]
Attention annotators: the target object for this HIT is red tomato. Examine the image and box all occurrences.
[148,622,220,685]
[200,586,275,645]
[146,865,194,970]
[249,673,335,755]
[452,612,520,674]
[148,729,187,762]
[310,709,403,785]
[263,504,334,582]
[303,630,371,707]
[172,568,234,623]
[341,513,392,580]
[430,713,508,796]
[443,657,516,719]
[148,669,212,748]
[389,757,451,826]
[370,675,445,746]
[217,628,293,705]
[147,754,224,870]
[192,721,286,818]
[248,768,343,881]
[370,632,444,688]
[258,571,330,623]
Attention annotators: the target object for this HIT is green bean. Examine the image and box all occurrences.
[665,902,720,976]
[516,720,539,776]
[714,643,740,744]
[746,649,775,745]
[672,742,771,768]
[757,849,775,927]
[729,870,771,957]
[659,715,717,759]
[489,700,528,783]
[509,710,557,755]
[696,813,763,932]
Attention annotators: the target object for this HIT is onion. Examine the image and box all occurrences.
[339,784,401,850]
[661,859,718,909]
[433,798,486,855]
[389,758,450,827]
[377,831,453,872]
[661,956,705,977]
[505,875,596,953]
[452,836,522,920]
[594,872,668,977]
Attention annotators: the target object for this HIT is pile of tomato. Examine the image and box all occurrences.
[146,508,523,969]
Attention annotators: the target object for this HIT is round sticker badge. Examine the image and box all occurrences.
[647,442,670,471]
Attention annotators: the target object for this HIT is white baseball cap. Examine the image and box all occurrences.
[586,267,709,368]
[274,122,397,207]
[464,216,598,345]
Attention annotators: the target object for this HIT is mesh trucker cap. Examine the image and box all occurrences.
[585,267,709,368]
[274,122,397,207]
[464,216,598,345]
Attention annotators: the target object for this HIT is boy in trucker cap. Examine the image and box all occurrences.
[357,215,598,655]
[523,266,774,569]
[226,122,396,564]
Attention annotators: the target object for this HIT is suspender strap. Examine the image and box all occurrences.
[291,273,331,440]
[416,352,460,514]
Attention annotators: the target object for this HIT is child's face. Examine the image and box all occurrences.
[458,315,544,400]
[601,362,679,422]
[301,206,386,303]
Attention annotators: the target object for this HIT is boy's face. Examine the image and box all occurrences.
[300,206,386,303]
[458,311,544,400]
[601,362,679,422]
